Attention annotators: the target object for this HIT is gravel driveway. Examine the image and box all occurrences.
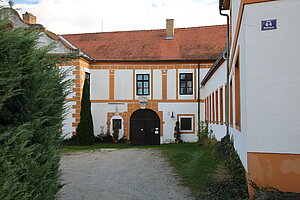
[59,148,195,200]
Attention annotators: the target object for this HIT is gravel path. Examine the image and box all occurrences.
[59,148,195,200]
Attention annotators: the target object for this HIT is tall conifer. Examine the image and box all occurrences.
[0,20,70,199]
[76,78,95,145]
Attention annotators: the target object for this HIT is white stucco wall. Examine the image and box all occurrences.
[90,69,109,100]
[204,62,227,96]
[62,101,76,138]
[153,70,162,100]
[167,69,176,99]
[244,0,300,154]
[158,102,198,143]
[114,70,133,100]
[230,0,242,46]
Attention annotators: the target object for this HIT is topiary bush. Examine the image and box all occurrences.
[0,20,70,200]
[76,78,95,145]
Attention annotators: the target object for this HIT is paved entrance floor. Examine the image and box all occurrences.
[59,148,195,200]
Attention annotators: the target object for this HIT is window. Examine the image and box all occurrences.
[180,118,192,131]
[216,90,219,124]
[85,72,90,87]
[235,55,241,131]
[178,114,194,133]
[136,74,150,95]
[85,72,90,81]
[179,73,193,95]
[212,92,215,123]
[230,79,233,127]
[113,119,122,129]
[220,86,224,124]
[205,98,208,121]
[208,95,211,122]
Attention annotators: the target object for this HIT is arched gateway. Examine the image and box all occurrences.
[130,109,160,145]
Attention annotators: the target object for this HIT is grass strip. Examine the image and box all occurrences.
[159,143,217,199]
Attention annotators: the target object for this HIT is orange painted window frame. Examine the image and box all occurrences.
[230,79,233,127]
[177,114,195,134]
[219,86,224,125]
[235,53,241,131]
[216,89,219,124]
[208,95,211,123]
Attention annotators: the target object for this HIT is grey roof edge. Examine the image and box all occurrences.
[59,35,94,61]
[201,48,226,86]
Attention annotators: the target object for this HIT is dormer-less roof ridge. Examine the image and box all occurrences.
[62,24,226,36]
[62,24,226,61]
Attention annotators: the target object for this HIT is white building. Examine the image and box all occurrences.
[2,0,299,194]
[202,0,300,195]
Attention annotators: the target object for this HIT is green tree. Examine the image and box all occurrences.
[76,78,95,145]
[0,20,70,199]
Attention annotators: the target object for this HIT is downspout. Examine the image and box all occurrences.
[197,63,201,132]
[219,1,230,135]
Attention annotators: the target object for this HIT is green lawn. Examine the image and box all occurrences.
[60,143,216,199]
[159,143,217,199]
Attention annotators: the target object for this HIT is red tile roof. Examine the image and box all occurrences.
[62,25,226,61]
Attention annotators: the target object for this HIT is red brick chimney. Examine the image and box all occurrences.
[22,12,36,24]
[166,19,174,39]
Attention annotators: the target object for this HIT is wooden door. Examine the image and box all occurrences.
[130,109,160,145]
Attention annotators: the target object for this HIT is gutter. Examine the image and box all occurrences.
[197,63,201,133]
[219,0,230,135]
[92,59,216,63]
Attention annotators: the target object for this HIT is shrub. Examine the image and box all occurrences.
[94,134,113,143]
[214,133,234,160]
[112,128,119,142]
[250,181,300,200]
[0,20,70,199]
[197,121,217,149]
[76,78,95,145]
[205,134,248,200]
[174,121,182,143]
[62,135,78,145]
[118,137,130,144]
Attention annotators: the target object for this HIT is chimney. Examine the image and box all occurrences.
[166,19,174,39]
[22,12,36,24]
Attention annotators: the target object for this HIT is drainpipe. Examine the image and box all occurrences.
[219,1,230,135]
[197,63,201,133]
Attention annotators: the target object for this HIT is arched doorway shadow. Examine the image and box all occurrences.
[130,109,160,145]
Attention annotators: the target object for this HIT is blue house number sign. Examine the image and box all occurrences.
[261,19,277,31]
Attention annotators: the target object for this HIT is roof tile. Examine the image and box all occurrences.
[62,25,226,61]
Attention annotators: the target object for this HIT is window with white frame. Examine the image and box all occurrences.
[179,73,193,95]
[178,115,194,133]
[136,74,150,95]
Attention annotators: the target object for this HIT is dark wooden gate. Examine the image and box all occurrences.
[130,109,160,145]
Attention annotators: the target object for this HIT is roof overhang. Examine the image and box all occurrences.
[201,49,226,85]
[93,59,216,63]
[219,0,230,10]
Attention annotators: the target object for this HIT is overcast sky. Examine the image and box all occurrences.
[3,0,226,34]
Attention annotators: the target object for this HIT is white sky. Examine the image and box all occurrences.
[3,0,226,34]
